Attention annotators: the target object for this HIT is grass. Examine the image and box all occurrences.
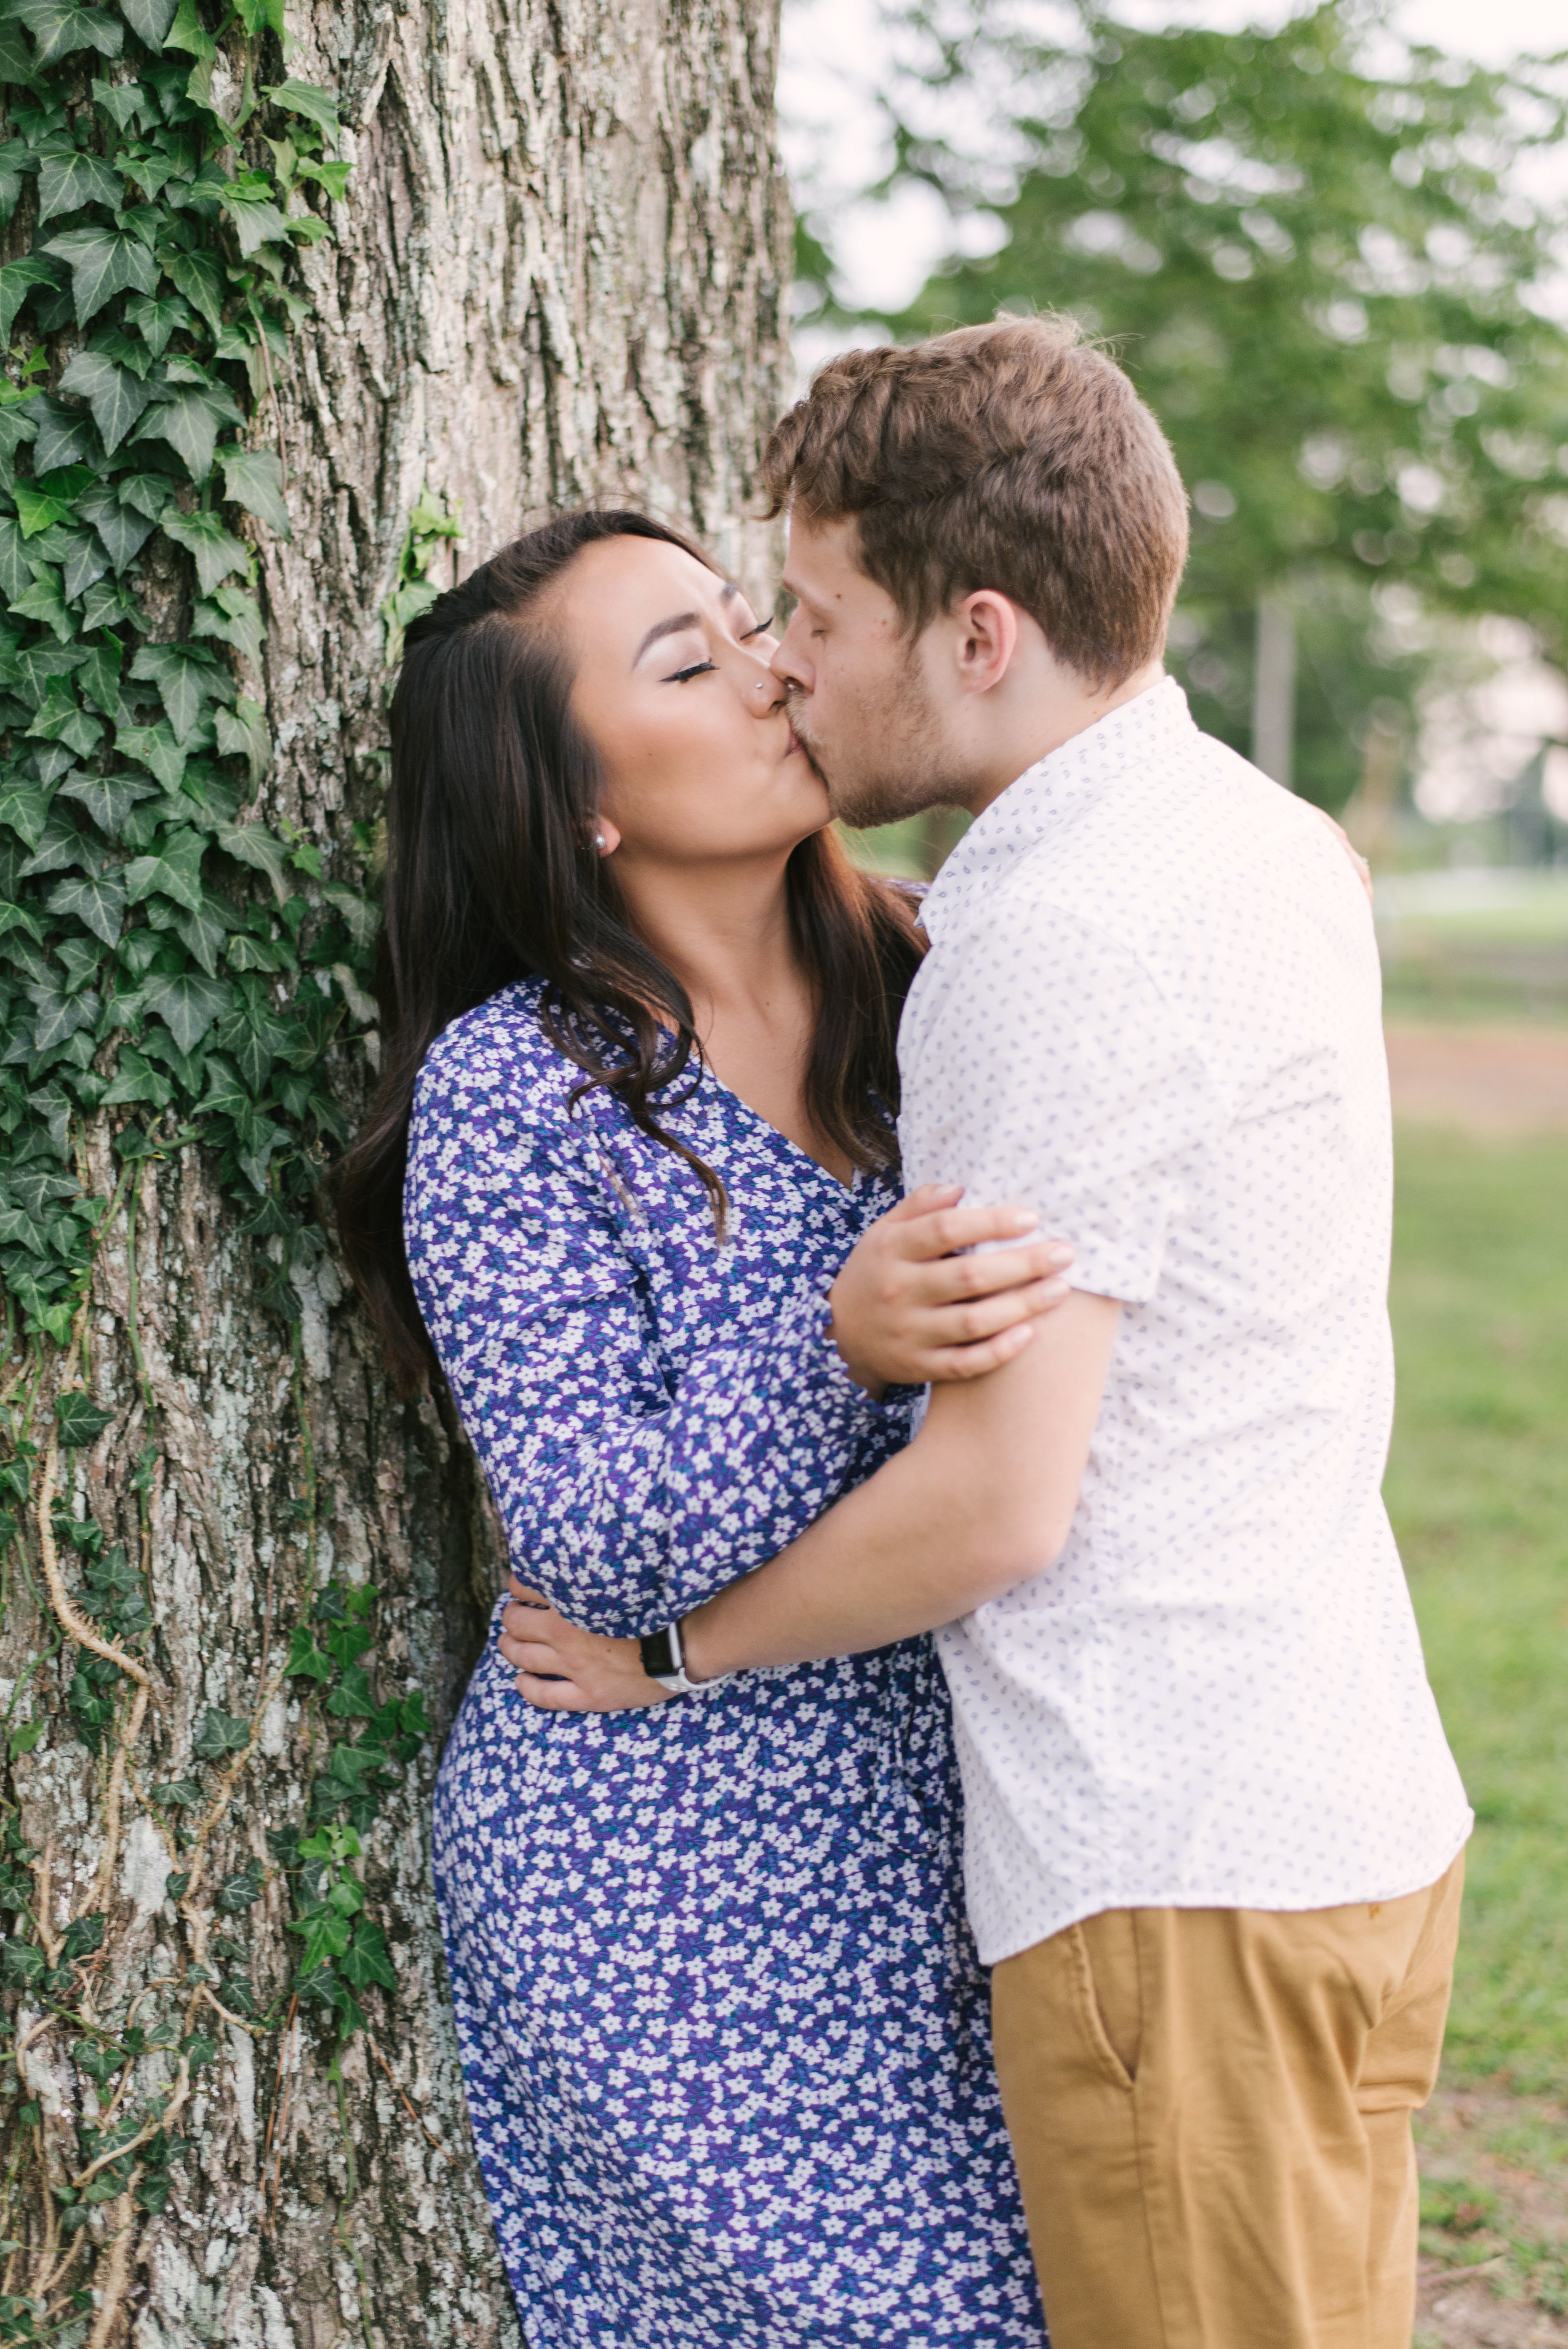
[1389,1123,1568,2335]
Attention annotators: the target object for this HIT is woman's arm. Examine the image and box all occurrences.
[408,1050,1071,1639]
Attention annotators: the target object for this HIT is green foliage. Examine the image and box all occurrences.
[274,1582,426,2037]
[0,0,433,2286]
[1385,1128,1568,2094]
[813,0,1568,806]
[0,0,371,1356]
[379,482,462,672]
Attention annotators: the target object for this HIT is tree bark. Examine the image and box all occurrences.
[0,0,788,2338]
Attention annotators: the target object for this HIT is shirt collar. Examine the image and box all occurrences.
[919,676,1196,941]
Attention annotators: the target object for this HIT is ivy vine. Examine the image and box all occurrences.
[0,0,439,2328]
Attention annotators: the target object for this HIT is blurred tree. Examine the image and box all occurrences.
[798,1,1568,814]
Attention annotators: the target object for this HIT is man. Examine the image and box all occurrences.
[504,317,1471,2347]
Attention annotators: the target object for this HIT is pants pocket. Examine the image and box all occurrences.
[1071,1909,1142,2091]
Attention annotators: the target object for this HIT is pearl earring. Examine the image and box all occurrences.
[593,832,607,851]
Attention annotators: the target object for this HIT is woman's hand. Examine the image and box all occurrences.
[499,1575,677,1712]
[828,1184,1074,1397]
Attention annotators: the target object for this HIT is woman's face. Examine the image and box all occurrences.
[557,535,829,871]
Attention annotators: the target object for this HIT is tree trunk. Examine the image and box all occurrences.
[1251,590,1296,791]
[0,0,788,2337]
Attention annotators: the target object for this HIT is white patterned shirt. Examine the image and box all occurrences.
[899,678,1471,1965]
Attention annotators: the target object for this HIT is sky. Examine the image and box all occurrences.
[780,0,1568,314]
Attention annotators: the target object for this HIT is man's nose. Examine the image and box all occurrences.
[770,615,811,692]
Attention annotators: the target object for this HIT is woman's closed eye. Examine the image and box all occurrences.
[660,617,773,685]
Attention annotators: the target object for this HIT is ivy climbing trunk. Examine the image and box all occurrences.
[0,0,788,2337]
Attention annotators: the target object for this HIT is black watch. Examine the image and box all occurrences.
[638,1618,725,1696]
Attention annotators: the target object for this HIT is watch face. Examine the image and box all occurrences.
[640,1627,678,1680]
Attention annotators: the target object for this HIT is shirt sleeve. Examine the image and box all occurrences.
[899,898,1222,1305]
[404,1047,901,1637]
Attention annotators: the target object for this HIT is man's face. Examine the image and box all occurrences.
[772,514,968,829]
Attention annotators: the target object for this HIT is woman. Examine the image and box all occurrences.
[336,511,1072,2346]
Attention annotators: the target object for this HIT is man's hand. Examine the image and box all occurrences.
[829,1183,1074,1396]
[499,1576,676,1712]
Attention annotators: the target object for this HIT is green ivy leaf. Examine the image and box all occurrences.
[56,347,156,454]
[114,718,185,790]
[35,145,124,225]
[99,1042,172,1106]
[0,1204,51,1253]
[13,480,75,539]
[0,900,46,944]
[140,967,230,1051]
[151,1776,201,1806]
[215,1859,264,1912]
[213,695,270,788]
[55,1391,112,1447]
[60,1909,105,1961]
[0,255,59,345]
[191,1706,248,1761]
[283,1622,333,1680]
[76,634,123,716]
[11,0,124,68]
[171,893,230,973]
[159,245,222,332]
[122,287,189,354]
[45,870,126,948]
[11,562,73,645]
[263,79,340,139]
[124,824,205,911]
[159,505,250,595]
[193,585,262,665]
[161,0,212,58]
[132,379,243,481]
[218,445,290,538]
[215,815,288,899]
[215,177,289,257]
[0,517,34,603]
[59,770,156,835]
[0,785,55,853]
[24,675,103,758]
[90,72,143,128]
[77,478,156,571]
[129,640,228,740]
[339,1917,396,1991]
[119,0,178,46]
[319,881,378,953]
[27,395,98,474]
[42,222,156,325]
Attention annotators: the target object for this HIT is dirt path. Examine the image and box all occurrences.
[1386,1024,1568,1136]
[1416,2084,1568,2347]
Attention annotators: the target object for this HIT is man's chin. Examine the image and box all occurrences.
[827,777,941,830]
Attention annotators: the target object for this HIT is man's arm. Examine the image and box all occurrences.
[681,1289,1121,1680]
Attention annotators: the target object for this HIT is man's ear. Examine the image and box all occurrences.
[954,590,1021,696]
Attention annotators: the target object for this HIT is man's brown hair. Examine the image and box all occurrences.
[761,316,1190,688]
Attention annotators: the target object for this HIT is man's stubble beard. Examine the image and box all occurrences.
[786,649,972,831]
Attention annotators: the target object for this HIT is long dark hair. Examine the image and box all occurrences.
[334,509,926,1393]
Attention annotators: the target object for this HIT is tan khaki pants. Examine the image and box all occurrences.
[991,1855,1465,2349]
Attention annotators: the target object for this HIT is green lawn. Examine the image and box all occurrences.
[1388,1125,1568,2092]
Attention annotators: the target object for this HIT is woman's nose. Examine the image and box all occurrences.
[747,669,786,714]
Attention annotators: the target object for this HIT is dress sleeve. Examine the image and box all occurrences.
[404,1041,899,1637]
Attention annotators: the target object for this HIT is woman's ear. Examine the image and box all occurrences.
[593,818,622,856]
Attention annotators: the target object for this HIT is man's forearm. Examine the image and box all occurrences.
[682,1290,1121,1680]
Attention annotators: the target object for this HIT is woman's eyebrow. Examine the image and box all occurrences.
[632,583,743,668]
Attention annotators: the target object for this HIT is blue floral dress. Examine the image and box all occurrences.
[406,978,1046,2349]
